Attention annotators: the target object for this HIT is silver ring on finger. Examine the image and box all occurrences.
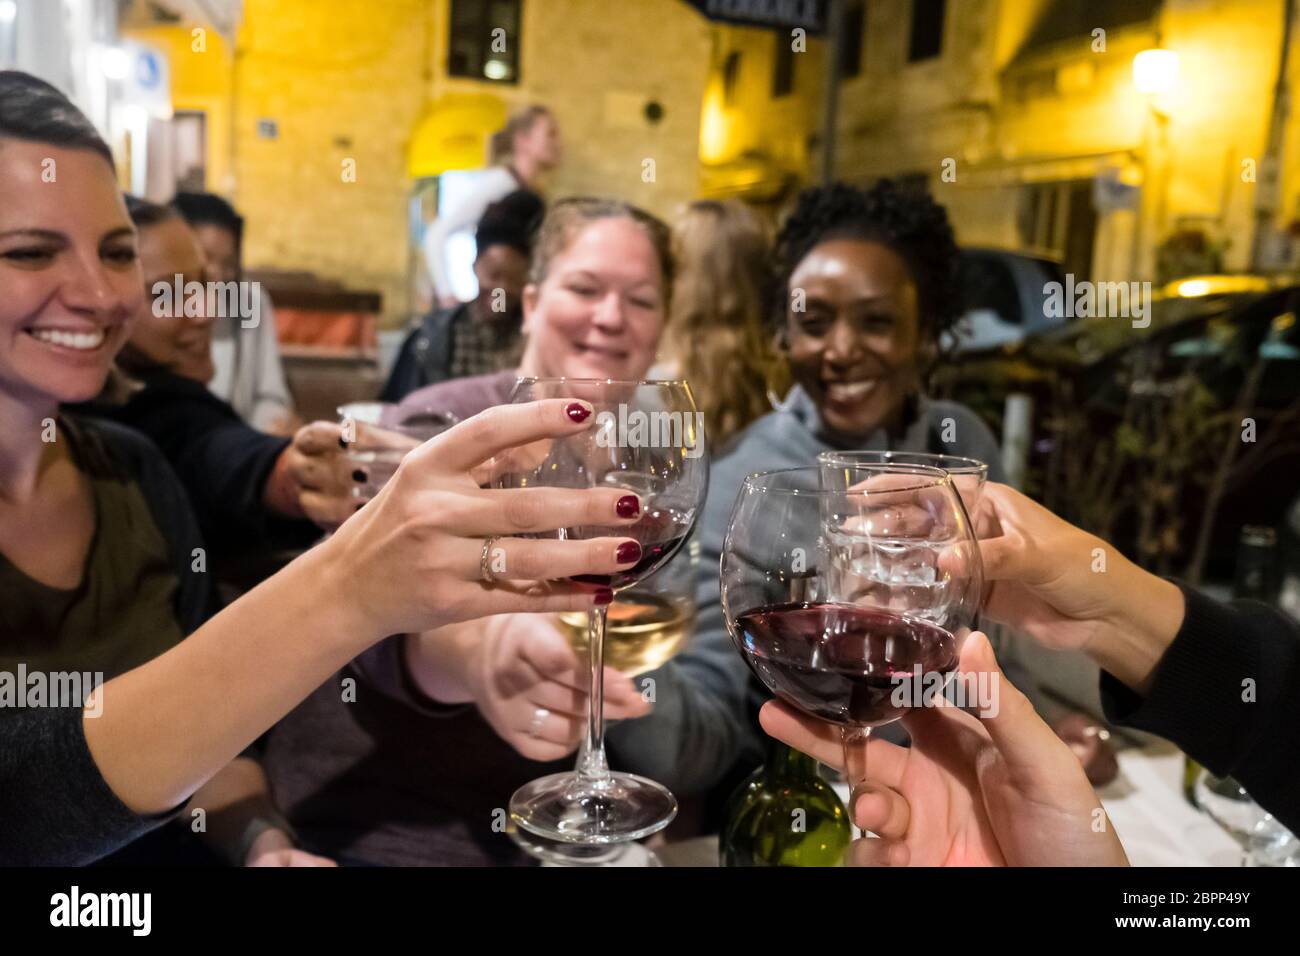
[480,536,501,587]
[528,707,550,739]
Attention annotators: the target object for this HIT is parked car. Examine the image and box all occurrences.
[945,247,1069,353]
[934,281,1300,584]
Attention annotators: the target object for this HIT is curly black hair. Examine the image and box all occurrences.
[773,179,961,342]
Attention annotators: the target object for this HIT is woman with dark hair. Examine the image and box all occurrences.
[171,191,298,433]
[422,104,560,307]
[381,188,545,399]
[0,71,326,865]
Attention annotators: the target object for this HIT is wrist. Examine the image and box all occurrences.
[300,539,385,656]
[1090,561,1185,694]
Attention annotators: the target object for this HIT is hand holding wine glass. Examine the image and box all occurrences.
[759,633,1129,867]
[721,464,982,813]
[495,377,708,844]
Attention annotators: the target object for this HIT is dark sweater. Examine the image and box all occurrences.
[0,417,212,865]
[73,371,318,578]
[1101,585,1300,834]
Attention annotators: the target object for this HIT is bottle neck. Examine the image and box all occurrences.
[763,738,820,783]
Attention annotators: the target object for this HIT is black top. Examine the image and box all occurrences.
[72,371,318,578]
[378,306,462,402]
[0,417,213,865]
[1101,584,1300,834]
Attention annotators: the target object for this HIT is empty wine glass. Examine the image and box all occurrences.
[720,465,983,824]
[494,377,708,844]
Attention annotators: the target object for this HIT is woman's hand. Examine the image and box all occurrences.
[320,398,645,641]
[759,633,1129,867]
[975,483,1185,692]
[460,613,651,762]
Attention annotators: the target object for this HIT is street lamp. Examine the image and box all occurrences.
[1133,48,1180,94]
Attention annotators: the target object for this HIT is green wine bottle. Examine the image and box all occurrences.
[720,739,852,867]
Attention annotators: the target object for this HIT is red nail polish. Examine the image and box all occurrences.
[616,495,640,518]
[566,402,591,423]
[616,541,642,564]
[594,588,614,605]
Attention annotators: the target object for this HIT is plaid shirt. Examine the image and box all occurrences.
[448,308,522,379]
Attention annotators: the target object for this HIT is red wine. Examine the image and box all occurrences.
[571,507,693,591]
[734,602,956,726]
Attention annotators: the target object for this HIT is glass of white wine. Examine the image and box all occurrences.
[554,532,698,677]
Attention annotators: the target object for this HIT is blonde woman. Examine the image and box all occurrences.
[658,199,789,451]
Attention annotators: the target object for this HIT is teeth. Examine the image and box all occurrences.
[29,328,106,351]
[827,381,877,400]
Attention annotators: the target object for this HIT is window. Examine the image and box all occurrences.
[772,32,795,97]
[908,0,945,63]
[448,0,522,83]
[723,51,742,106]
[840,2,865,79]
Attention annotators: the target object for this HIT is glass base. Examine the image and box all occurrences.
[510,771,678,844]
[508,828,662,867]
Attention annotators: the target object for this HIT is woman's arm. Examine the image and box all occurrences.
[72,399,640,817]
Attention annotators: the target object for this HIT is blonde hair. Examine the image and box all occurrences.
[665,200,788,447]
[528,196,674,294]
[489,104,552,166]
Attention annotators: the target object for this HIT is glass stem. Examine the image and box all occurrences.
[840,724,872,839]
[575,605,611,786]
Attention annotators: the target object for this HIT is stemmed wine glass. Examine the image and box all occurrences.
[494,377,708,844]
[719,465,982,826]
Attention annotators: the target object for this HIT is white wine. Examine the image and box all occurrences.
[557,592,693,676]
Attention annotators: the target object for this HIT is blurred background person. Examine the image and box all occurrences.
[656,199,789,453]
[381,188,543,401]
[422,104,559,308]
[77,198,348,585]
[171,191,299,435]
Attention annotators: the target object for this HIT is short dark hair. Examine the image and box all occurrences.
[0,71,114,167]
[125,194,179,230]
[774,179,961,341]
[475,189,544,258]
[171,191,244,246]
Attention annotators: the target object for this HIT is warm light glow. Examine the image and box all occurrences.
[1133,49,1180,94]
[1176,279,1210,297]
[483,59,509,81]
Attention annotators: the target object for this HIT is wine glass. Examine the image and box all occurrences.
[554,534,699,677]
[338,401,459,502]
[494,377,708,844]
[818,451,989,524]
[719,465,982,826]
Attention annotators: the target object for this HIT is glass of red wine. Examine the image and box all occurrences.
[720,465,983,828]
[494,377,708,844]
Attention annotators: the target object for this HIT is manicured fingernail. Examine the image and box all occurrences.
[616,541,642,564]
[594,588,614,605]
[566,402,591,423]
[352,469,367,483]
[616,495,640,518]
[338,436,348,449]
